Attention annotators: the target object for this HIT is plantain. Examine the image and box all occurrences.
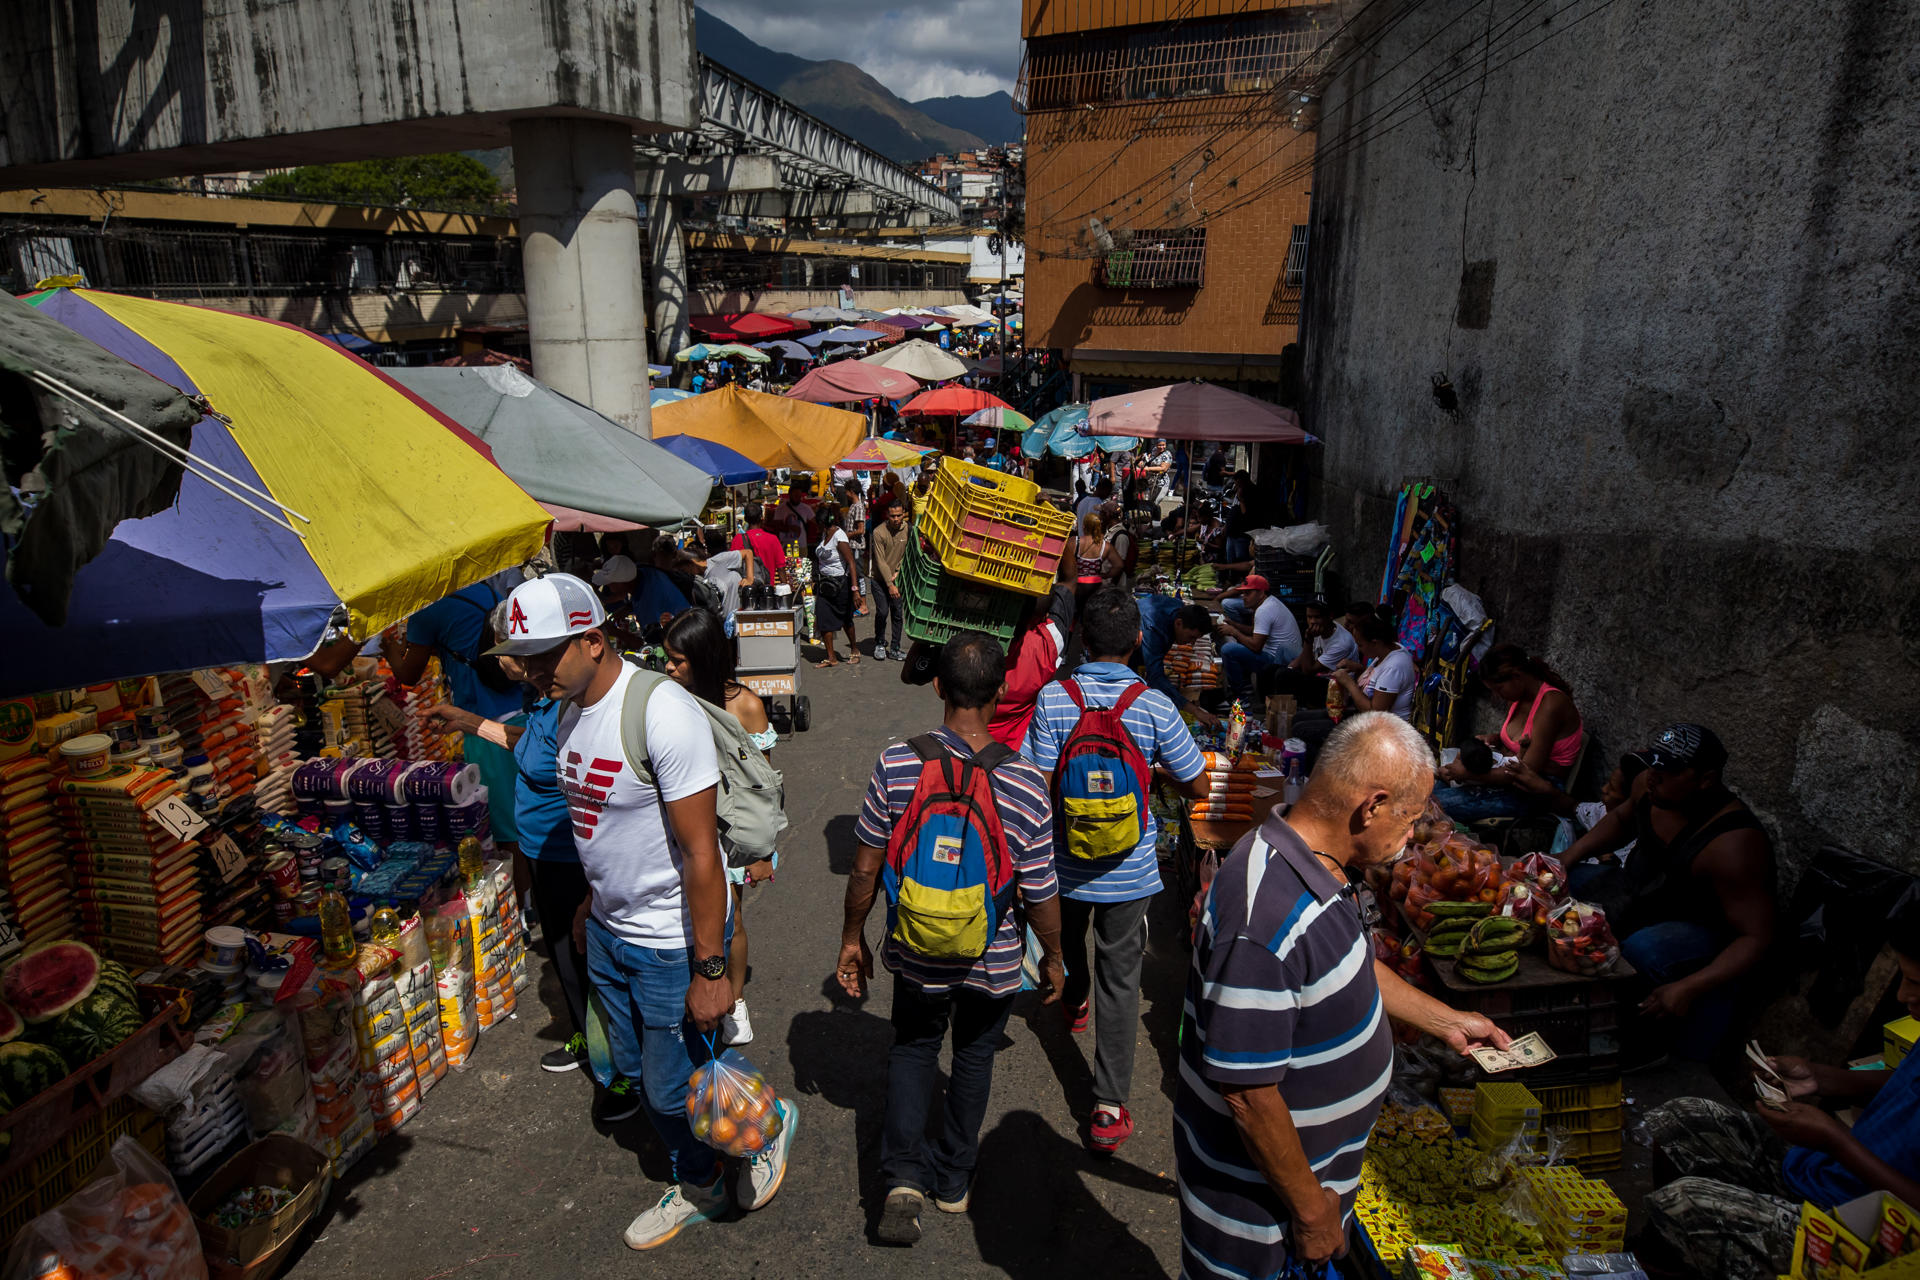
[1427,900,1495,920]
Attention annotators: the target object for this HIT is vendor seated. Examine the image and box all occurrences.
[1639,893,1920,1280]
[1561,723,1775,1061]
[1267,598,1359,701]
[1431,644,1585,821]
[1211,575,1301,694]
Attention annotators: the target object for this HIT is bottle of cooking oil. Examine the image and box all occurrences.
[458,835,485,891]
[368,905,401,948]
[319,885,356,969]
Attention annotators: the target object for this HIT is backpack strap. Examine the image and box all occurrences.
[907,733,950,764]
[1061,677,1087,711]
[910,733,1014,775]
[1111,681,1147,717]
[617,665,671,790]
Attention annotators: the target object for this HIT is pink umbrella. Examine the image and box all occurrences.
[1087,381,1308,442]
[785,360,921,403]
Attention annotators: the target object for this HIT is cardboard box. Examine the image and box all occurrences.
[1886,1017,1918,1070]
[1792,1193,1920,1280]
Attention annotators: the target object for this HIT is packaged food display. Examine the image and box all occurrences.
[2,1136,208,1280]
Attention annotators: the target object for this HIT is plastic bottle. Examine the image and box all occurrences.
[368,906,401,948]
[319,886,357,969]
[457,836,485,891]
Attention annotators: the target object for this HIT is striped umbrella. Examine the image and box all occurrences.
[3,288,550,694]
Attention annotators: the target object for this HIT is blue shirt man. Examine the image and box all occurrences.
[401,576,525,843]
[513,696,595,1071]
[1022,586,1209,1154]
[1135,592,1219,726]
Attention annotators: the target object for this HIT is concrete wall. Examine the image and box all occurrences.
[0,0,698,183]
[692,286,970,314]
[180,291,526,344]
[1302,0,1920,883]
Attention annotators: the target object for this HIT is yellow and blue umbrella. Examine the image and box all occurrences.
[3,288,550,693]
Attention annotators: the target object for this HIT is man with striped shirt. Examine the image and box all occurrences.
[1176,713,1510,1279]
[838,631,1067,1246]
[1023,585,1211,1154]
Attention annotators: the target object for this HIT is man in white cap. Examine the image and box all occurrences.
[591,554,638,613]
[487,573,797,1249]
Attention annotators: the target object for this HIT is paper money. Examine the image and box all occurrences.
[1749,1039,1791,1111]
[1469,1032,1557,1073]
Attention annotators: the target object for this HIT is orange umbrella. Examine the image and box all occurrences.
[901,386,1013,416]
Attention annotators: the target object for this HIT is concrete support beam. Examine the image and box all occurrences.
[642,156,785,195]
[647,190,692,366]
[513,118,651,437]
[714,190,880,219]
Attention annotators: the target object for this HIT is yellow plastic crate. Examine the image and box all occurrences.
[1532,1078,1623,1111]
[921,458,1073,598]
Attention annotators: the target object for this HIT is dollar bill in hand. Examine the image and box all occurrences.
[1469,1032,1557,1073]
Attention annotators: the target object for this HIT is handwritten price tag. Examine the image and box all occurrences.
[0,912,21,956]
[191,669,234,700]
[151,795,209,842]
[208,833,248,883]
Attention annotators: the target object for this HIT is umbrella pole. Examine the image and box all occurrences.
[1180,462,1194,590]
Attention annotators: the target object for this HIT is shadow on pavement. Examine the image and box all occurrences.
[971,1108,1176,1278]
[824,814,863,876]
[787,986,896,1235]
[1141,888,1195,1106]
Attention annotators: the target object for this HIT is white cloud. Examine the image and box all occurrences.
[698,0,1021,100]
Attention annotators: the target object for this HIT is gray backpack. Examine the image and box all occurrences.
[618,668,788,867]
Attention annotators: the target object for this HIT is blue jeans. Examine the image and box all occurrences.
[881,980,1015,1199]
[1221,640,1273,692]
[1433,781,1547,822]
[1620,920,1737,1062]
[585,917,720,1186]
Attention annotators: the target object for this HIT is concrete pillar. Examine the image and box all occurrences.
[511,117,652,436]
[644,176,692,366]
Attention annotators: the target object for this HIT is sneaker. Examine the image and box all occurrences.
[932,1179,971,1214]
[877,1186,924,1245]
[721,998,754,1047]
[541,1032,587,1073]
[1088,1105,1134,1156]
[594,1078,643,1125]
[623,1175,730,1250]
[1067,1001,1090,1034]
[872,645,889,662]
[739,1097,798,1211]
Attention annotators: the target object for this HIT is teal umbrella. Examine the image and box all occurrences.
[1021,404,1136,458]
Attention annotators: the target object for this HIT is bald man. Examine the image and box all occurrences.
[1174,713,1510,1278]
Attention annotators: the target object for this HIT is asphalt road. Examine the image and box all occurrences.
[285,652,1193,1279]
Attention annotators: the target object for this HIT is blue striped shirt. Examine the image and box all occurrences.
[1174,814,1392,1280]
[855,726,1058,997]
[1021,662,1207,903]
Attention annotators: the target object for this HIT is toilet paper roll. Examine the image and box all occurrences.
[403,762,479,806]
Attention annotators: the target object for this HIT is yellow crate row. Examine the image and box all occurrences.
[0,1097,165,1244]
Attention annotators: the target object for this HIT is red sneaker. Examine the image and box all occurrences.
[1067,1001,1090,1033]
[1088,1106,1134,1156]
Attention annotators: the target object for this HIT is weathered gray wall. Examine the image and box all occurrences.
[0,0,699,183]
[1303,0,1920,883]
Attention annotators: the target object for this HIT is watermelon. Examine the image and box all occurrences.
[94,959,139,1010]
[0,1041,68,1108]
[0,1003,19,1045]
[1,940,102,1024]
[44,990,143,1068]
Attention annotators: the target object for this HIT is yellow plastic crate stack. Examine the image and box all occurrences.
[1535,1078,1626,1172]
[920,457,1072,598]
[1516,1165,1628,1255]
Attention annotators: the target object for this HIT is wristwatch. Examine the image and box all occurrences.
[693,954,728,980]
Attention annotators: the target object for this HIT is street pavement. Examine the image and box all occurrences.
[285,652,1192,1279]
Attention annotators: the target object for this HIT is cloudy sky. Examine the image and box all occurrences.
[696,0,1023,100]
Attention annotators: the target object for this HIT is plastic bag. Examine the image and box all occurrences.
[1500,852,1568,930]
[1251,521,1329,555]
[1546,899,1620,976]
[4,1136,207,1280]
[685,1047,786,1159]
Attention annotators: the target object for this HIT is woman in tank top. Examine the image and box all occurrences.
[1433,644,1586,821]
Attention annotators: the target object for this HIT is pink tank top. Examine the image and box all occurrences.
[1501,683,1585,769]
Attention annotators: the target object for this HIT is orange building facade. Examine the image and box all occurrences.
[1019,0,1327,394]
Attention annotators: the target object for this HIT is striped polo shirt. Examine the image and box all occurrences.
[854,725,1058,997]
[1173,813,1392,1280]
[1021,662,1208,903]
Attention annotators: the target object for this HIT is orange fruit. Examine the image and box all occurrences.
[736,1124,763,1153]
[710,1115,738,1145]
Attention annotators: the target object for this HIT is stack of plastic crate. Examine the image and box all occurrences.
[903,458,1072,646]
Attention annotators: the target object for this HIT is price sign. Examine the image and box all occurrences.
[371,696,407,739]
[151,794,209,842]
[208,833,248,883]
[191,669,234,700]
[0,912,21,956]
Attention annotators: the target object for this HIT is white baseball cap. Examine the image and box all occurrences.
[484,573,607,655]
[591,554,638,587]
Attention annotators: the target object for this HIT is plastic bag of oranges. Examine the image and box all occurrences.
[685,1047,785,1159]
[5,1135,207,1279]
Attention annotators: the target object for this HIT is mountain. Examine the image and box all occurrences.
[694,9,985,164]
[912,92,1022,146]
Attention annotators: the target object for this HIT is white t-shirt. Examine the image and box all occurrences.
[1313,624,1360,672]
[1253,596,1303,662]
[1361,646,1418,720]
[814,527,851,578]
[704,550,744,616]
[555,663,724,947]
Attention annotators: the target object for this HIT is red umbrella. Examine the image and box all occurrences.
[1087,381,1308,443]
[785,360,921,403]
[901,386,1014,416]
[688,313,809,341]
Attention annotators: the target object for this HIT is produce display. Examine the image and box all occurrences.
[1499,853,1568,931]
[1547,901,1621,977]
[0,941,148,1114]
[686,1050,786,1160]
[1,1135,206,1280]
[1422,901,1494,959]
[1458,917,1531,984]
[1390,808,1503,933]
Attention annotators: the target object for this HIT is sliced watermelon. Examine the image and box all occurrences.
[0,1041,68,1108]
[44,990,142,1067]
[0,1003,19,1045]
[1,940,101,1024]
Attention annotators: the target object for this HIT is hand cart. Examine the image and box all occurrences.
[735,607,812,734]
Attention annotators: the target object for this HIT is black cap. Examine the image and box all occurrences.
[1645,723,1727,773]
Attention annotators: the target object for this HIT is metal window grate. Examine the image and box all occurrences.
[1020,10,1331,111]
[1283,223,1309,289]
[1101,228,1206,288]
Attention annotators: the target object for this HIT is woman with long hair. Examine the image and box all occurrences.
[663,607,778,1046]
[811,503,863,666]
[1433,642,1587,820]
[1072,509,1106,614]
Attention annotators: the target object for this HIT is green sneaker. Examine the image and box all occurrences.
[595,1078,643,1124]
[541,1032,588,1073]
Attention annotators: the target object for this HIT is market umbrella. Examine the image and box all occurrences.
[902,386,1013,417]
[0,291,203,626]
[673,342,771,364]
[651,383,864,472]
[1021,403,1136,459]
[836,438,935,471]
[785,361,920,404]
[656,434,768,487]
[1087,380,1307,443]
[2,288,549,693]
[753,339,814,362]
[688,313,808,341]
[861,338,969,382]
[787,306,864,322]
[963,406,1034,432]
[387,366,715,529]
[650,388,697,407]
[798,326,887,348]
[648,364,672,378]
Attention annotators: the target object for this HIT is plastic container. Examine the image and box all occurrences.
[203,925,246,968]
[921,460,1073,598]
[58,733,113,777]
[898,532,1025,646]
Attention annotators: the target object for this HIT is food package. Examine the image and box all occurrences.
[1546,900,1620,976]
[4,1136,208,1280]
[685,1048,786,1159]
[1499,853,1568,929]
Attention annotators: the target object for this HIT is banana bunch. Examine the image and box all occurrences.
[1422,901,1492,959]
[1458,916,1527,983]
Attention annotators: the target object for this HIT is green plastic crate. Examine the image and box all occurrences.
[900,528,1025,646]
